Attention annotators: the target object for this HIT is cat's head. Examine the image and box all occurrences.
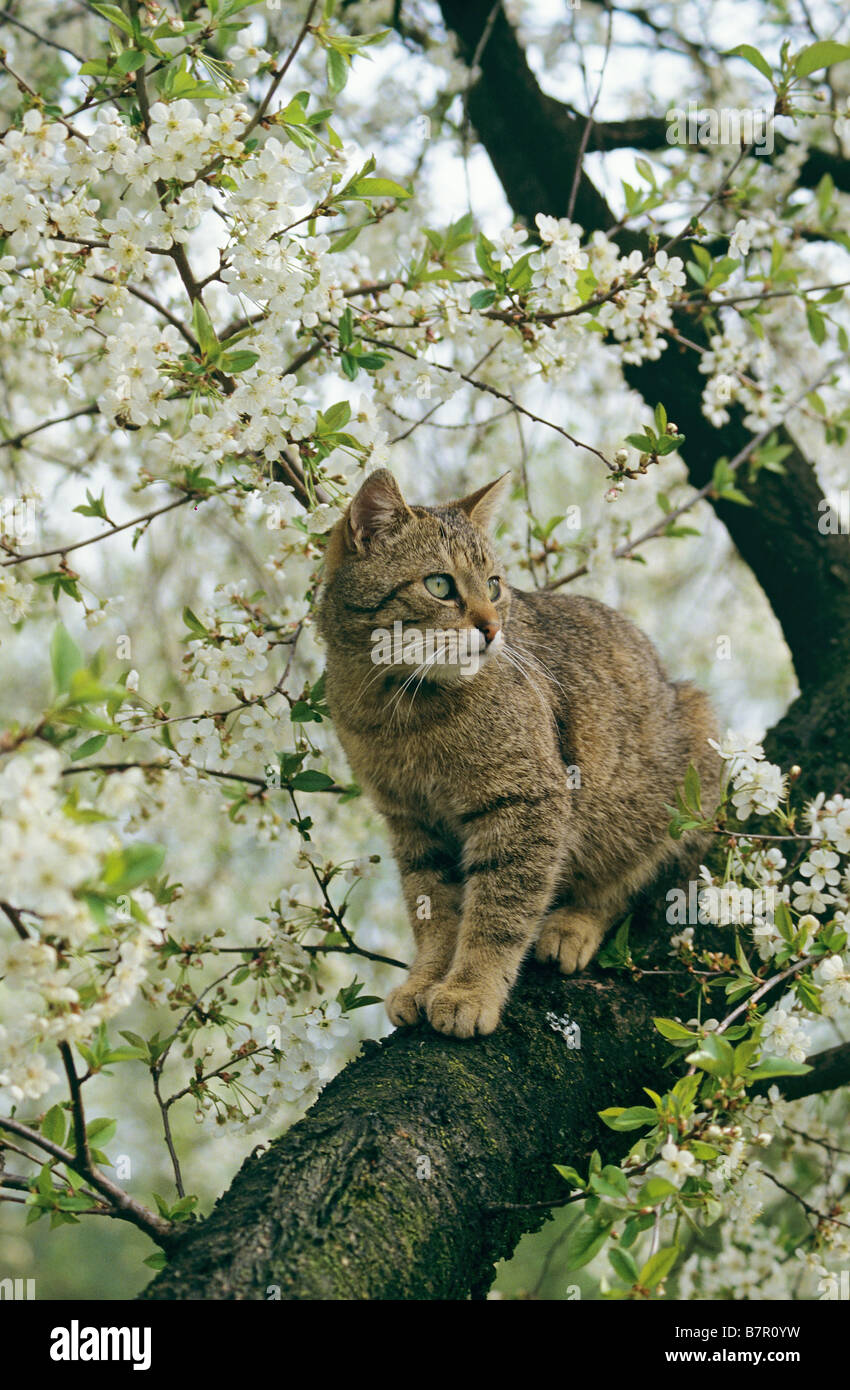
[318,470,512,683]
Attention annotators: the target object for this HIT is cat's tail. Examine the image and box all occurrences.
[670,680,722,874]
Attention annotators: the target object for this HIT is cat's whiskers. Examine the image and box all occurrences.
[499,641,551,715]
[353,659,394,704]
[404,648,445,725]
[509,638,564,692]
[387,655,436,726]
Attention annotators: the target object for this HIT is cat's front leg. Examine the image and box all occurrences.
[425,795,567,1038]
[383,812,463,1027]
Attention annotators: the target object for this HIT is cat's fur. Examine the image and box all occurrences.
[317,469,719,1038]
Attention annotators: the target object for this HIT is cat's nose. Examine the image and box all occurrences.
[477,618,501,645]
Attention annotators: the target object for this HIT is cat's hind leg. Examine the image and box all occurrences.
[534,906,611,974]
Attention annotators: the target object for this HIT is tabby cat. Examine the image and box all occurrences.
[317,469,719,1038]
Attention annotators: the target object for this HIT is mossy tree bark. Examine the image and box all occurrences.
[142,930,850,1300]
[141,963,683,1299]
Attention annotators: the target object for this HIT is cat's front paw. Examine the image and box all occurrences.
[385,981,426,1027]
[424,981,503,1038]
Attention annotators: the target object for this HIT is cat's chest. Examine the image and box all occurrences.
[338,722,473,818]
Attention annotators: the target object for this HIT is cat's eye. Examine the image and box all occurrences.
[488,577,501,601]
[424,573,455,600]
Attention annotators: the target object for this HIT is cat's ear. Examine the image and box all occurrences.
[453,472,512,533]
[347,469,413,552]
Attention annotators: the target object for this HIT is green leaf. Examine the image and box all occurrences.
[69,733,109,762]
[470,289,497,310]
[610,1246,639,1285]
[567,1218,613,1271]
[101,843,165,893]
[51,624,84,694]
[192,300,220,360]
[182,607,209,637]
[554,1164,585,1188]
[337,308,354,347]
[639,1245,679,1289]
[598,1105,658,1132]
[725,44,773,82]
[114,50,147,74]
[641,1176,678,1204]
[90,3,134,34]
[350,177,411,200]
[686,1032,735,1077]
[805,303,826,345]
[653,1017,698,1041]
[621,1211,655,1247]
[746,1054,812,1081]
[219,350,259,373]
[326,48,348,94]
[597,916,632,969]
[290,770,335,791]
[320,400,352,432]
[793,41,850,78]
[42,1106,67,1146]
[279,95,309,126]
[79,60,112,77]
[683,761,702,812]
[85,1116,116,1146]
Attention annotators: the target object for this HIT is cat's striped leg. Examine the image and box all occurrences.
[383,814,463,1026]
[425,795,567,1037]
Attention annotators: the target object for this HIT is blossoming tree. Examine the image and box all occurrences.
[1,0,849,1301]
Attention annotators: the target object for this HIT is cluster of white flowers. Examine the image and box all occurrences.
[209,998,351,1133]
[677,1085,850,1299]
[809,792,850,855]
[0,746,108,936]
[709,729,787,818]
[0,566,34,623]
[0,748,169,1102]
[699,316,779,429]
[760,996,812,1063]
[655,1140,703,1188]
[0,0,847,1304]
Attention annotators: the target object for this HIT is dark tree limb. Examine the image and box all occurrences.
[140,949,850,1299]
[766,1040,850,1102]
[578,116,850,197]
[141,964,678,1300]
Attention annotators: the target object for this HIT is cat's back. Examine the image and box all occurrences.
[507,585,717,796]
[508,586,670,702]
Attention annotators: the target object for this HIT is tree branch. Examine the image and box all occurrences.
[141,963,675,1299]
